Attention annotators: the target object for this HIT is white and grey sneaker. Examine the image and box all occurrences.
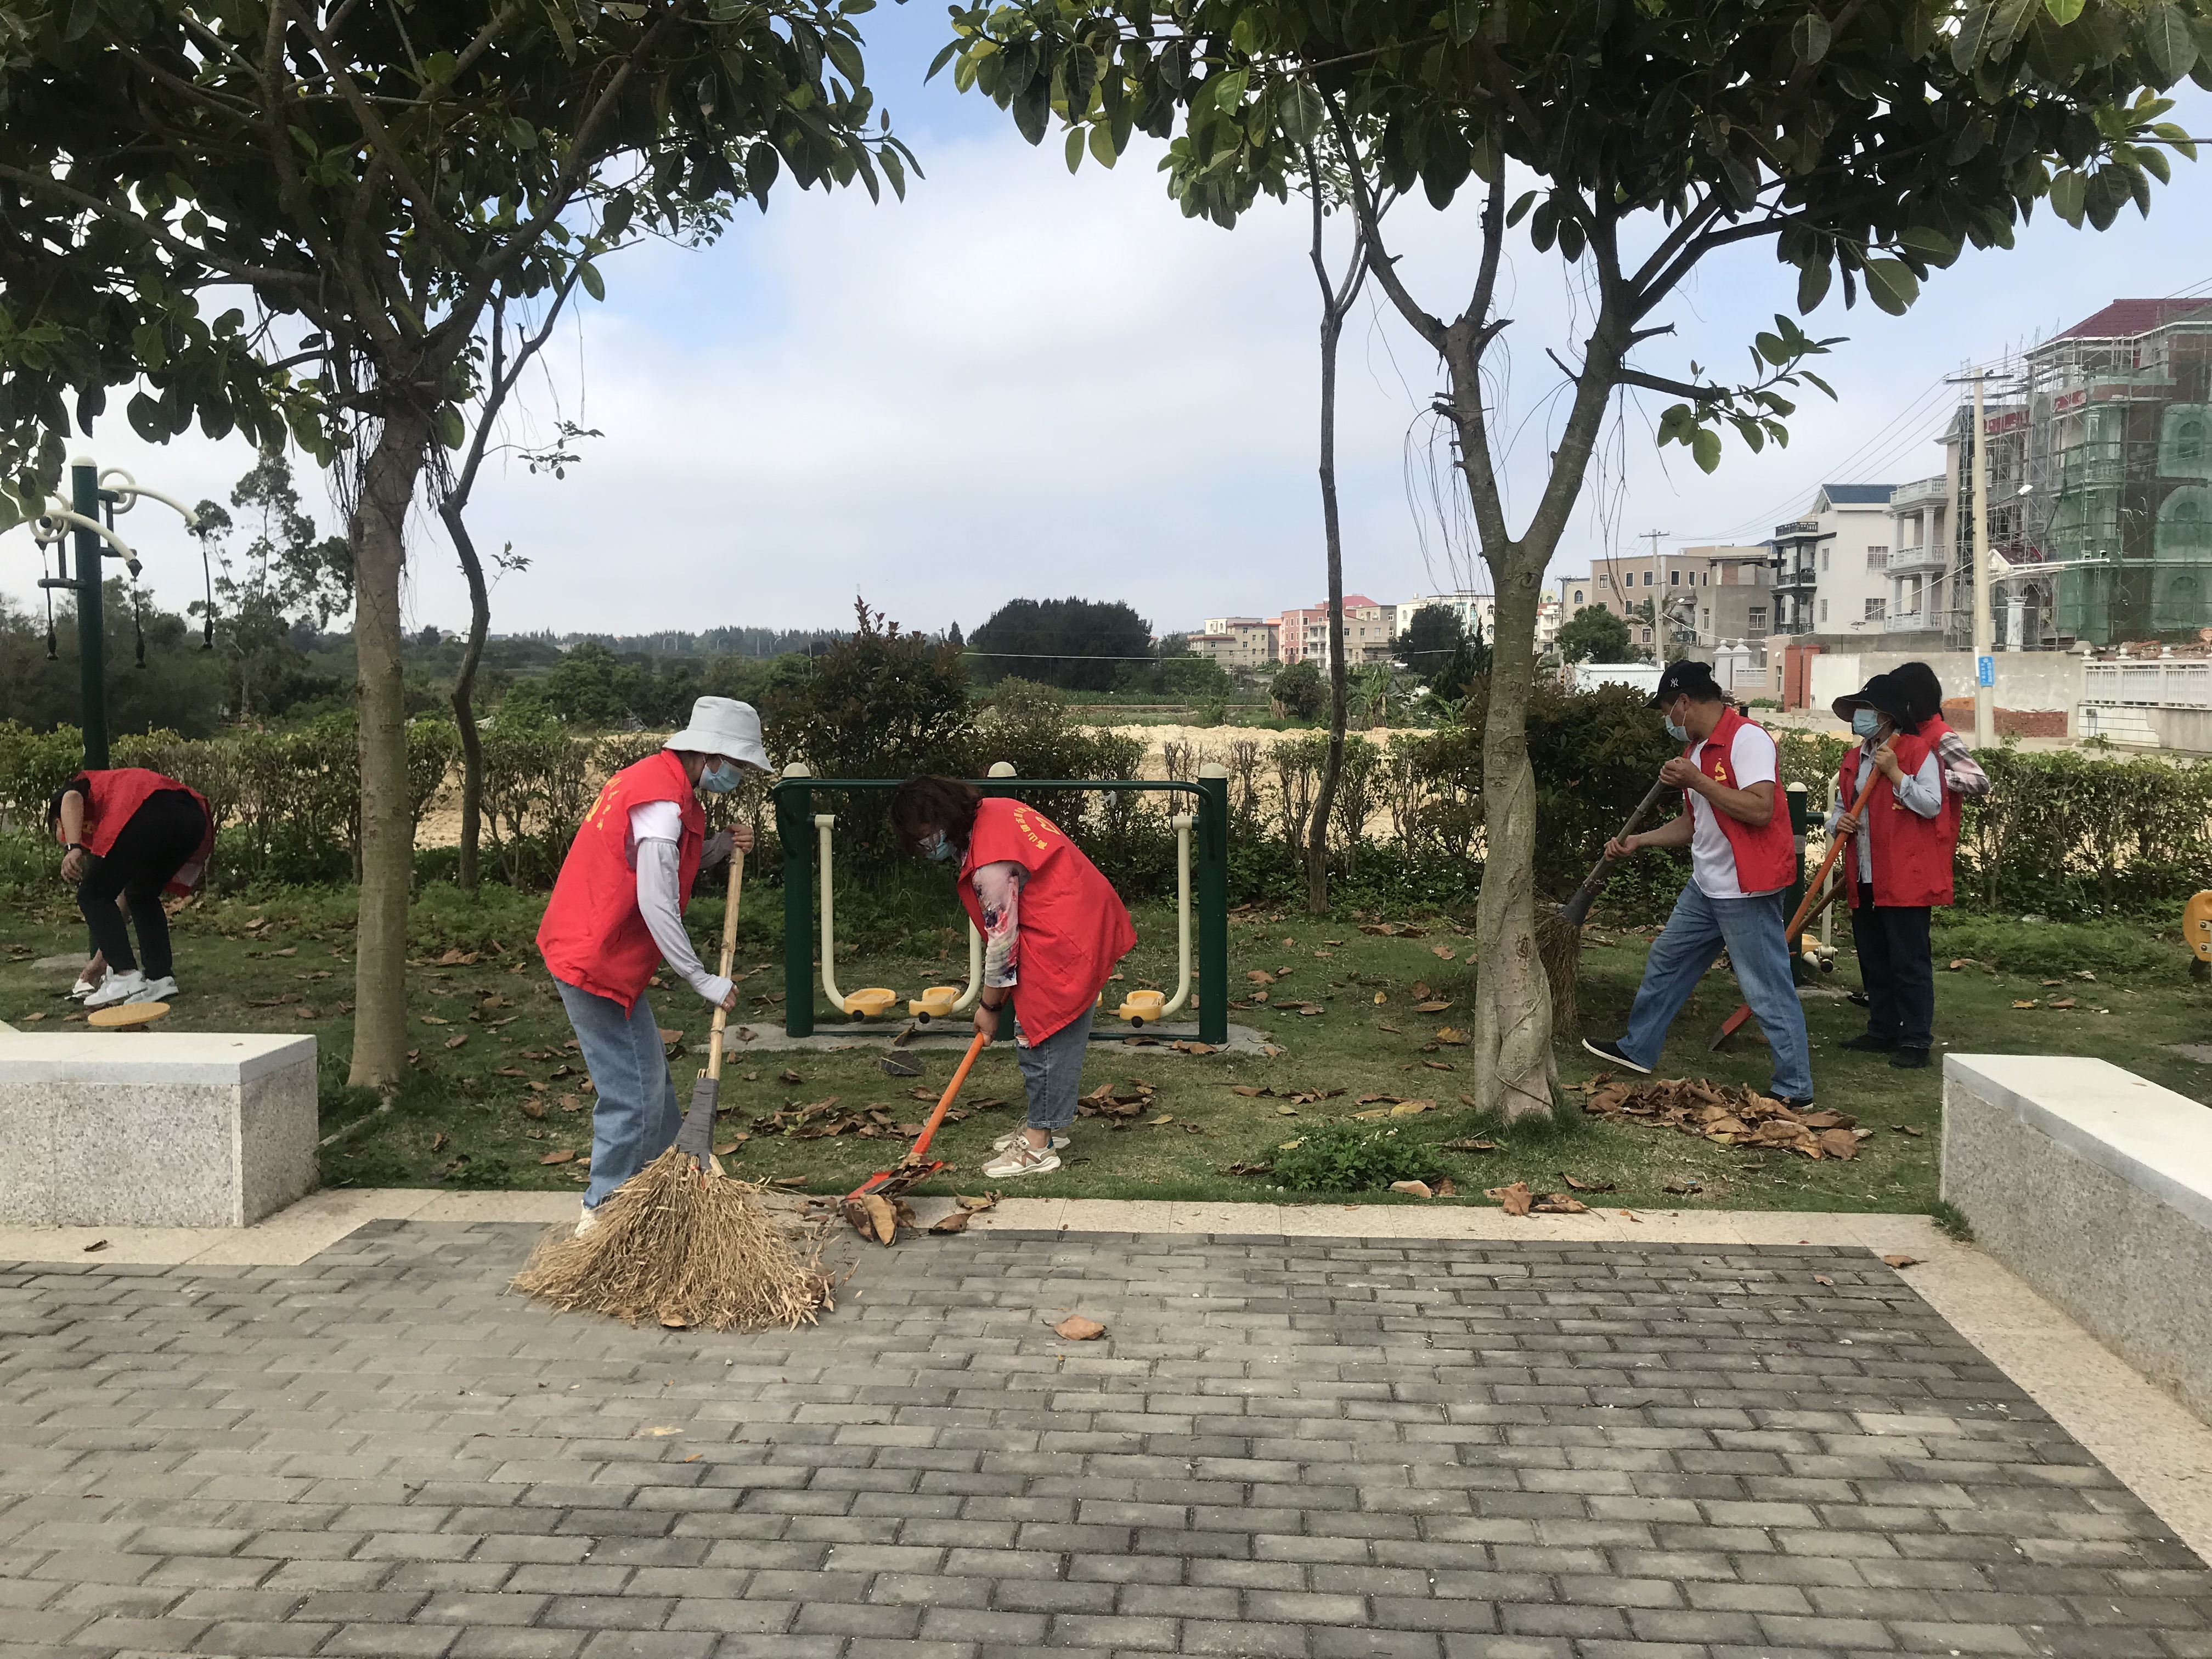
[130,976,178,1004]
[980,1141,1062,1180]
[575,1201,601,1238]
[991,1129,1069,1153]
[68,972,101,1000]
[83,970,148,1009]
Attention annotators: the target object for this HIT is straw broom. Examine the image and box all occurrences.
[1540,771,1671,1031]
[512,849,832,1331]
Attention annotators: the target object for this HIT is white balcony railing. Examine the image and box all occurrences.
[1888,544,1947,573]
[1883,611,1937,632]
[2082,661,2212,708]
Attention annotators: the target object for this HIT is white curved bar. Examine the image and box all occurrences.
[953,922,985,1012]
[98,472,201,529]
[26,507,136,562]
[1160,814,1194,1015]
[815,814,848,1014]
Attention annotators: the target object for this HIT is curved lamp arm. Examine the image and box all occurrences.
[27,507,137,564]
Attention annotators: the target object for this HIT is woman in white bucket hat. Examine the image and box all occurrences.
[536,697,770,1232]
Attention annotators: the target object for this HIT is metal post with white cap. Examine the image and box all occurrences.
[70,458,108,768]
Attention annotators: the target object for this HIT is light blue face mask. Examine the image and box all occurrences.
[698,760,742,794]
[1851,709,1884,740]
[921,831,961,864]
[1663,716,1689,743]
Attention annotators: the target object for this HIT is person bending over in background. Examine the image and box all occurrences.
[1583,659,1815,1109]
[536,697,766,1235]
[1827,668,1978,1070]
[48,768,214,1009]
[893,776,1136,1181]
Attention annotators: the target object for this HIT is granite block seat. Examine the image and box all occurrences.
[0,1032,317,1226]
[1944,1052,2212,1422]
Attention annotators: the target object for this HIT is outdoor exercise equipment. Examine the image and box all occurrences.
[775,762,1230,1044]
[2186,890,2212,980]
[8,458,201,769]
[1115,810,1195,1026]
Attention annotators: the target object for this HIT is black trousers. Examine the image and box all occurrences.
[1851,899,1934,1051]
[78,790,206,980]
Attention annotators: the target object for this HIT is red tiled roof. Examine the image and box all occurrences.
[2055,298,2212,341]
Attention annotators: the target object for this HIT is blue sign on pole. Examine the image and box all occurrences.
[1977,654,1995,688]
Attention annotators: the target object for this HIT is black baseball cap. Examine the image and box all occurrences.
[1648,659,1723,708]
[1831,673,1917,732]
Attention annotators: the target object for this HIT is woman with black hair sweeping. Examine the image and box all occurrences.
[893,776,1135,1180]
[48,768,215,1009]
[1825,669,1976,1069]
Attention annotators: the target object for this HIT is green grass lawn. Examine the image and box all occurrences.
[4,877,2205,1215]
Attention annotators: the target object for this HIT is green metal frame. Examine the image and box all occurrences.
[771,775,1229,1044]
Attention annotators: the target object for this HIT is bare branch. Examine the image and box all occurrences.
[1320,91,1446,353]
[1617,366,1728,402]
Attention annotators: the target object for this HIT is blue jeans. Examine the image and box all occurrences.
[557,978,680,1209]
[1620,883,1814,1101]
[1015,1009,1093,1133]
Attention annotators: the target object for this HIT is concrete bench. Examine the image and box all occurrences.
[0,1032,318,1227]
[1944,1053,2212,1422]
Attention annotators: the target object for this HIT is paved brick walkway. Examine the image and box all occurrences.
[3,1224,2208,1659]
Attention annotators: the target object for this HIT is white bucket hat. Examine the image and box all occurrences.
[664,697,770,772]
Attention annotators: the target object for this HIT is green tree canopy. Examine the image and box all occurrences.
[968,597,1154,691]
[1394,603,1466,673]
[1556,605,1636,665]
[0,0,911,1085]
[940,0,2203,1117]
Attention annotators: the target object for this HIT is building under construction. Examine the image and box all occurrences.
[1955,298,2212,648]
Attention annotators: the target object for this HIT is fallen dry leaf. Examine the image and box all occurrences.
[1434,1178,1456,1197]
[1434,1027,1466,1046]
[82,1239,108,1253]
[1389,1100,1435,1117]
[560,1093,583,1113]
[444,1035,467,1049]
[1813,1274,1835,1286]
[538,1149,574,1165]
[1442,1138,1498,1152]
[1247,969,1276,985]
[856,1193,899,1246]
[1892,1124,1923,1137]
[2013,1000,2039,1009]
[1531,1192,1588,1214]
[778,1068,804,1085]
[520,1100,545,1121]
[420,1014,449,1025]
[1487,1181,1534,1216]
[1883,1254,1919,1268]
[643,1425,681,1437]
[929,1209,975,1234]
[1389,1180,1434,1199]
[1053,1315,1106,1340]
[2049,996,2078,1009]
[431,1132,449,1153]
[1431,945,1456,960]
[1560,1172,1617,1193]
[1413,1000,1452,1013]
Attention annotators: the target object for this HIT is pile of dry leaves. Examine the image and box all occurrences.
[1077,1078,1210,1135]
[1574,1074,1872,1159]
[749,1086,997,1143]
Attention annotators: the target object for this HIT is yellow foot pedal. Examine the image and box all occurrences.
[87,1002,170,1029]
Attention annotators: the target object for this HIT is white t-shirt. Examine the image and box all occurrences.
[1686,723,1781,899]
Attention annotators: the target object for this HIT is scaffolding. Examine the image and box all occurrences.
[1954,302,2212,648]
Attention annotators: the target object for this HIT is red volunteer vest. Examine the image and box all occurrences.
[537,749,704,1011]
[75,768,215,896]
[957,797,1136,1044]
[1688,707,1797,895]
[1837,721,1959,909]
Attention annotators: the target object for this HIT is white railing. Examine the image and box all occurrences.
[2082,660,2212,708]
[1883,611,1933,631]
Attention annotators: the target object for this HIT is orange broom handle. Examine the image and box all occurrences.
[902,1030,989,1168]
[1786,767,1880,946]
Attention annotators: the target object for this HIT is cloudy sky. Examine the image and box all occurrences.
[9,14,2211,641]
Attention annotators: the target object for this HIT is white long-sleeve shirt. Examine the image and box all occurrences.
[628,801,730,1006]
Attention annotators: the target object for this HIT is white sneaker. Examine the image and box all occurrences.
[991,1129,1069,1153]
[69,973,101,1000]
[980,1141,1062,1180]
[130,976,177,1004]
[84,970,148,1009]
[575,1202,600,1237]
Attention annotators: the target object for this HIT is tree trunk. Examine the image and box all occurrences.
[441,499,490,894]
[348,409,433,1089]
[1465,555,1556,1119]
[1308,302,1350,915]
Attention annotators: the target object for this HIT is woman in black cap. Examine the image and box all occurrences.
[1826,671,1961,1068]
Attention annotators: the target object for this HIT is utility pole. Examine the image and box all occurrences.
[1971,374,1995,744]
[1643,528,1673,660]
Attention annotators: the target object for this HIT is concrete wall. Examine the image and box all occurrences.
[2148,707,2212,754]
[1943,1054,2212,1425]
[1805,650,2085,715]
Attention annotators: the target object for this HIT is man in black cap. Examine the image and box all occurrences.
[1584,661,1815,1107]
